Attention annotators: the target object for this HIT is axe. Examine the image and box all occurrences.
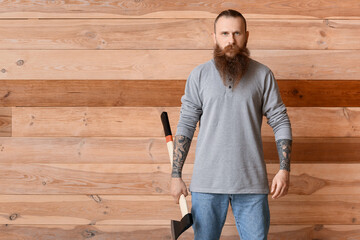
[160,112,193,240]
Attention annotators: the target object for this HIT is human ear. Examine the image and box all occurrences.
[212,32,217,45]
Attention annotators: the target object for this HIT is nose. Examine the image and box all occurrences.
[228,33,235,45]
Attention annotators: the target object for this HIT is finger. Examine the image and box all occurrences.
[278,185,286,198]
[271,182,277,193]
[272,184,282,199]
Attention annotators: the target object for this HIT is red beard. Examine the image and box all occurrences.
[213,43,250,88]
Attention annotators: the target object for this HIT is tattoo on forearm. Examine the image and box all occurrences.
[172,135,192,178]
[276,139,292,172]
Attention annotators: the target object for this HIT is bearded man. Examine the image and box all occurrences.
[171,9,292,240]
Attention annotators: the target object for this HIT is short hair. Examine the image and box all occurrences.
[214,9,247,33]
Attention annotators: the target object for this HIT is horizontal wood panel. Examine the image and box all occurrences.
[1,80,360,107]
[1,50,359,80]
[1,224,360,240]
[1,19,359,50]
[0,194,359,225]
[11,107,360,137]
[0,137,359,164]
[0,0,359,19]
[0,107,11,137]
[0,164,360,195]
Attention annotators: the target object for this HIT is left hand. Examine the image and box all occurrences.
[270,169,290,199]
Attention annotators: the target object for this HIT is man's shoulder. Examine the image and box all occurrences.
[190,59,216,75]
[248,58,272,76]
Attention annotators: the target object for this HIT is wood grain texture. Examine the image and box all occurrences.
[11,107,360,137]
[0,137,359,164]
[1,224,360,240]
[0,0,359,19]
[1,50,359,80]
[0,194,359,225]
[0,107,11,137]
[1,80,360,107]
[0,19,359,50]
[0,164,360,195]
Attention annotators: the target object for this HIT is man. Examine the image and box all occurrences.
[171,9,292,240]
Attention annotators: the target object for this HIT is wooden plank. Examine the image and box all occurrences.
[1,19,359,50]
[0,107,11,137]
[1,80,360,107]
[0,0,359,19]
[0,163,360,195]
[0,194,359,225]
[1,224,360,240]
[0,80,186,107]
[1,50,359,80]
[0,137,359,164]
[279,80,360,107]
[11,107,360,137]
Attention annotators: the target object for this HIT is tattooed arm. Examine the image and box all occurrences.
[172,135,192,178]
[271,138,292,199]
[276,139,292,172]
[170,135,192,203]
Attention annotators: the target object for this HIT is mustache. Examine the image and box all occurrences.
[214,44,249,58]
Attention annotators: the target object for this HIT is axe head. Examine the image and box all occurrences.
[171,213,193,240]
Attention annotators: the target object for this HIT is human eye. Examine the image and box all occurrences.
[222,32,229,36]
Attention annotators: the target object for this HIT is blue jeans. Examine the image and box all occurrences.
[191,192,270,240]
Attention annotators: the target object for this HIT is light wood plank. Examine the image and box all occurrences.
[0,107,11,137]
[1,19,359,50]
[0,137,359,164]
[0,164,360,195]
[1,50,359,80]
[11,107,360,137]
[1,80,360,107]
[1,224,360,240]
[0,194,359,225]
[0,0,359,19]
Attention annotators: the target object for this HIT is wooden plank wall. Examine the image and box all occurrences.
[0,1,359,239]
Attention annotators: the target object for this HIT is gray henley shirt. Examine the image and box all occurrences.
[175,58,292,194]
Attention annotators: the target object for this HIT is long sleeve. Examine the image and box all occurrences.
[175,70,203,140]
[262,70,292,141]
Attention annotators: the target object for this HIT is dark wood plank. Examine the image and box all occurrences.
[0,137,359,164]
[1,19,359,50]
[0,107,11,137]
[279,80,360,107]
[0,0,359,19]
[0,163,359,195]
[1,80,360,107]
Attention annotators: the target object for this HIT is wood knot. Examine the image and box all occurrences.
[9,213,18,221]
[82,229,97,238]
[314,224,323,231]
[292,89,299,95]
[16,60,24,66]
[319,30,326,37]
[90,195,102,203]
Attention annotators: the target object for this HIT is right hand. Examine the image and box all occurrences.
[170,177,188,204]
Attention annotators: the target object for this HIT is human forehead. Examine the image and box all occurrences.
[215,16,245,33]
